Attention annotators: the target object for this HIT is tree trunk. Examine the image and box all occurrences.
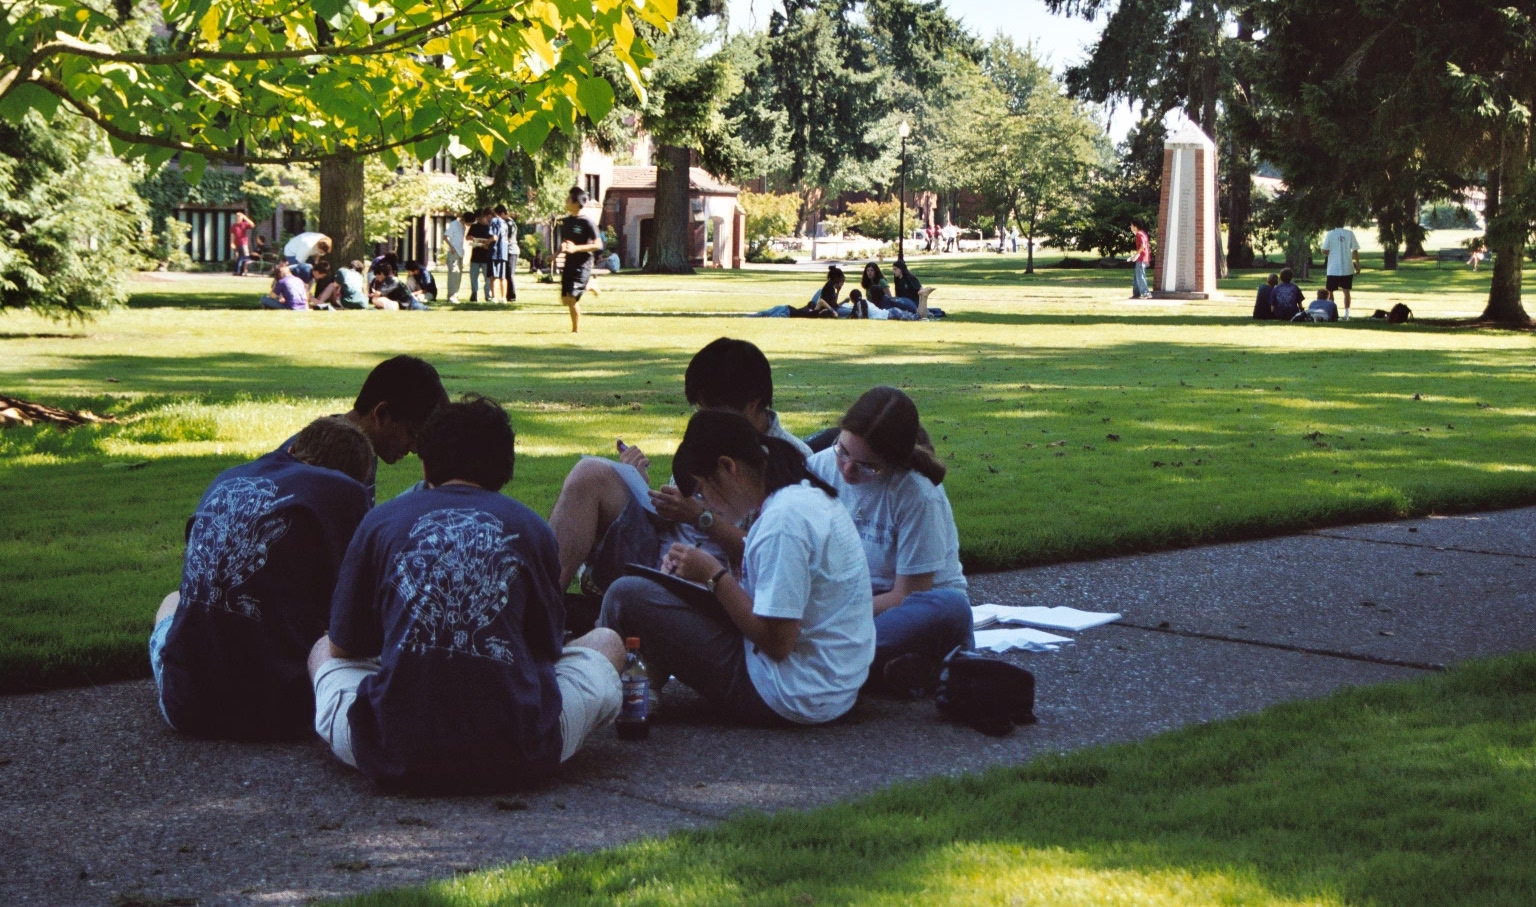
[1022,213,1037,274]
[1377,211,1400,271]
[1481,130,1531,323]
[1226,145,1254,269]
[1284,225,1311,280]
[319,155,365,267]
[644,144,696,275]
[1404,193,1427,258]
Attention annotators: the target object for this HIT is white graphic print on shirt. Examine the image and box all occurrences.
[391,509,524,663]
[183,477,294,621]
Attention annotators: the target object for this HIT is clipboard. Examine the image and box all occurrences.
[623,563,728,620]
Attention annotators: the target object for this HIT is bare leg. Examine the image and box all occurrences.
[567,627,625,673]
[917,287,933,319]
[155,591,180,625]
[562,296,581,332]
[307,634,334,683]
[548,458,636,589]
[1342,287,1351,319]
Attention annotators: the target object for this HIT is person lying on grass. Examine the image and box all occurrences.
[309,396,624,792]
[547,337,812,625]
[807,387,973,698]
[280,355,449,506]
[149,416,375,740]
[598,409,874,726]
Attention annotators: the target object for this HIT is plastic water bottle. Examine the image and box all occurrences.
[617,637,650,740]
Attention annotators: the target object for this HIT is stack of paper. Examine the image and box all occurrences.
[972,604,1121,632]
[974,627,1074,654]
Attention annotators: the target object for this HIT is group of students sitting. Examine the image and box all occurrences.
[1251,268,1339,323]
[260,247,439,312]
[150,345,976,792]
[755,262,943,320]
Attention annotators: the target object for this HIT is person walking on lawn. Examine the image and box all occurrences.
[1129,219,1152,299]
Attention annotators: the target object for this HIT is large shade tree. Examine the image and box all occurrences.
[1254,0,1533,323]
[1,0,673,269]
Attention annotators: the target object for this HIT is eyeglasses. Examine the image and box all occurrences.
[833,440,884,479]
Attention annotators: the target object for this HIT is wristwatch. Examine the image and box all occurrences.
[706,567,730,593]
[695,508,715,531]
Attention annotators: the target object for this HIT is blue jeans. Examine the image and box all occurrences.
[469,261,489,299]
[878,296,919,314]
[1132,261,1148,297]
[873,587,974,680]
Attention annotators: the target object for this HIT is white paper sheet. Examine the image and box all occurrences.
[972,604,1121,633]
[973,627,1074,653]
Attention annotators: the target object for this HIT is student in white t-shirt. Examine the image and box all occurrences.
[598,410,874,726]
[1321,221,1360,320]
[806,387,974,698]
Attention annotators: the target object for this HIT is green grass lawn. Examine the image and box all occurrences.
[328,651,1536,907]
[2,253,1534,692]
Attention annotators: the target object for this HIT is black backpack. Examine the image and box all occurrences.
[935,647,1037,736]
[1388,303,1413,324]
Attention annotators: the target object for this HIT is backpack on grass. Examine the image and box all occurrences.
[1388,303,1413,324]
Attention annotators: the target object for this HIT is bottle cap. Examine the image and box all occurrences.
[625,637,640,650]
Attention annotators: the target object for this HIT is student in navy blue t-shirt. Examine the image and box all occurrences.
[149,416,374,739]
[280,355,449,505]
[309,396,624,792]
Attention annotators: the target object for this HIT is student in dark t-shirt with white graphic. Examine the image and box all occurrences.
[309,396,624,792]
[149,416,374,739]
[558,186,604,333]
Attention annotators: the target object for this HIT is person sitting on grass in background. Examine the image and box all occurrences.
[309,396,624,792]
[795,265,844,317]
[894,260,935,313]
[598,409,874,727]
[308,260,336,309]
[1253,273,1278,319]
[314,260,369,310]
[404,261,438,304]
[559,186,605,332]
[1307,288,1339,322]
[150,416,374,740]
[368,263,427,311]
[1271,268,1305,321]
[281,355,449,506]
[861,263,918,315]
[259,262,309,310]
[806,387,973,698]
[548,338,811,630]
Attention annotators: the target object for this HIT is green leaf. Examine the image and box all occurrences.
[180,152,208,184]
[0,83,61,124]
[575,75,614,122]
[515,117,553,156]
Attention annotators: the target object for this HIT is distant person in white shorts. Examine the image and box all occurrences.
[308,395,623,792]
[1321,220,1360,320]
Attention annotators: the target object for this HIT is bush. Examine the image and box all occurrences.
[519,233,545,262]
[745,248,796,264]
[0,114,147,318]
[844,199,918,242]
[152,219,195,271]
[740,189,800,252]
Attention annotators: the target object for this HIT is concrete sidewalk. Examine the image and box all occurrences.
[3,508,1532,907]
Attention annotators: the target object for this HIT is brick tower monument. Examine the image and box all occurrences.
[1152,119,1219,299]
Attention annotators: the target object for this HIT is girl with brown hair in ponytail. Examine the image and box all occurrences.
[806,386,973,697]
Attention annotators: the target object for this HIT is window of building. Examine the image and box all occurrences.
[584,173,601,201]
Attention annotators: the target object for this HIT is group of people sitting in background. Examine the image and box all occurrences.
[150,343,976,792]
[755,261,943,320]
[1252,268,1340,323]
[258,235,440,312]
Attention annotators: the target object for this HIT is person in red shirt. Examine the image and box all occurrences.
[1129,219,1152,299]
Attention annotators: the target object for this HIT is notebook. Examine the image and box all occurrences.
[972,604,1121,633]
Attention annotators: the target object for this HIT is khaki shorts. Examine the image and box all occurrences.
[312,646,620,768]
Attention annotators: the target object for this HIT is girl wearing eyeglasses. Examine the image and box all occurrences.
[598,409,875,726]
[806,386,973,697]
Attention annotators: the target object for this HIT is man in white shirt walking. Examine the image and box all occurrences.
[1321,220,1361,320]
[444,212,471,303]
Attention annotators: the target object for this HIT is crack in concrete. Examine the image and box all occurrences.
[1108,622,1446,672]
[1310,532,1536,561]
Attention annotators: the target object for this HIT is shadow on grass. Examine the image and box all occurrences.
[5,338,1536,692]
[330,654,1536,907]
